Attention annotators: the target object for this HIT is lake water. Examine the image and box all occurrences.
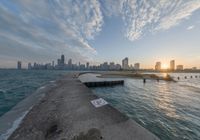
[0,71,199,140]
[0,70,67,117]
[90,73,200,140]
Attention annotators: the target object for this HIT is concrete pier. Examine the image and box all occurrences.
[8,73,159,140]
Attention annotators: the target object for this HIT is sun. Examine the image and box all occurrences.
[162,63,169,69]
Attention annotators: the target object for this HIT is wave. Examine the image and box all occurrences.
[0,80,58,139]
[0,89,6,94]
[0,107,31,140]
[179,84,200,93]
[38,86,46,90]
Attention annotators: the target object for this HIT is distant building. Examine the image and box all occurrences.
[61,55,65,65]
[28,63,32,70]
[134,63,140,70]
[55,55,65,69]
[155,62,161,71]
[52,61,54,67]
[101,62,109,70]
[192,67,197,70]
[34,62,37,68]
[86,62,89,69]
[116,64,121,70]
[79,64,85,70]
[130,64,134,69]
[176,65,183,70]
[109,62,115,70]
[68,59,72,69]
[57,59,61,66]
[58,54,65,69]
[46,63,53,69]
[122,57,129,70]
[17,61,22,70]
[170,60,175,71]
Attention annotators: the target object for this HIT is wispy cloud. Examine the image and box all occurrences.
[101,0,200,40]
[187,25,195,30]
[0,0,103,67]
[125,0,200,40]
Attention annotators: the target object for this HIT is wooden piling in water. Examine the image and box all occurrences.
[143,79,146,83]
[185,76,187,79]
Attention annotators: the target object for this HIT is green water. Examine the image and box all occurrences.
[0,69,66,117]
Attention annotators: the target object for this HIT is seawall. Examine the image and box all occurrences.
[8,73,159,140]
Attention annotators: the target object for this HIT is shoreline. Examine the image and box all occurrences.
[6,72,159,140]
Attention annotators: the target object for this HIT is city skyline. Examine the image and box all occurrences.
[4,56,200,70]
[15,54,199,71]
[0,1,200,68]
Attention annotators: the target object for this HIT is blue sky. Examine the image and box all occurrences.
[0,0,200,68]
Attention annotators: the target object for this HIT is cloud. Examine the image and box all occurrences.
[124,0,200,40]
[0,0,103,67]
[0,0,200,67]
[187,25,195,30]
[99,0,124,17]
[101,0,200,40]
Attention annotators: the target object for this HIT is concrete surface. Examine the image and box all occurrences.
[8,73,160,140]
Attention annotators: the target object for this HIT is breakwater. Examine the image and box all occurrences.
[84,80,124,87]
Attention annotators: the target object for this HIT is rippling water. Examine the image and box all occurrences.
[0,70,66,117]
[1,71,200,139]
[91,73,200,140]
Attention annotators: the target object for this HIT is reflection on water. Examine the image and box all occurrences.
[92,73,200,140]
[156,82,180,119]
[161,73,168,78]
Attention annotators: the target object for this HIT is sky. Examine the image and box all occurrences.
[0,0,200,68]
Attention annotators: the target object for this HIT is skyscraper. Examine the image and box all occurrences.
[102,62,109,70]
[109,62,115,70]
[28,63,32,70]
[17,61,22,70]
[155,62,161,71]
[61,54,65,65]
[176,65,183,70]
[122,57,129,70]
[134,63,140,70]
[52,61,54,67]
[68,59,72,69]
[57,59,61,66]
[170,60,175,71]
[86,62,89,69]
